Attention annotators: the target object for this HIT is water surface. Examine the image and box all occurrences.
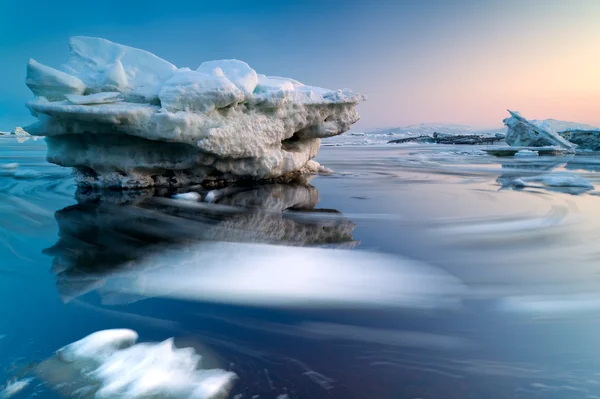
[2,136,600,398]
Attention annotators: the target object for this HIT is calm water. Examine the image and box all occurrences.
[2,136,600,398]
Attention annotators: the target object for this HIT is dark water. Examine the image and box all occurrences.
[2,136,600,398]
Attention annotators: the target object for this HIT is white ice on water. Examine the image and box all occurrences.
[0,379,32,398]
[97,242,464,309]
[51,329,236,399]
[24,37,365,188]
[512,173,594,190]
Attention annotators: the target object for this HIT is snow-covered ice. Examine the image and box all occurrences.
[39,329,236,399]
[503,110,575,149]
[0,378,32,398]
[24,37,365,188]
[26,59,85,101]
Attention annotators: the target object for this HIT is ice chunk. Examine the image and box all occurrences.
[503,110,576,149]
[559,129,600,151]
[41,329,236,399]
[66,92,123,105]
[23,37,365,188]
[57,328,138,363]
[26,59,85,100]
[196,59,258,96]
[0,378,32,398]
[159,70,245,112]
[64,36,177,101]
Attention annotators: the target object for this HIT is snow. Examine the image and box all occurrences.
[26,58,85,100]
[64,36,178,102]
[57,328,139,362]
[47,329,236,399]
[66,92,123,105]
[98,242,464,309]
[24,37,365,188]
[159,70,244,112]
[196,59,258,96]
[255,74,296,92]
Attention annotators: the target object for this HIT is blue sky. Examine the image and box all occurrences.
[1,0,600,130]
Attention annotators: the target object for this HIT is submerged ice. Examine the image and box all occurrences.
[24,37,365,188]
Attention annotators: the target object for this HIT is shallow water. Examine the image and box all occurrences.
[2,136,600,398]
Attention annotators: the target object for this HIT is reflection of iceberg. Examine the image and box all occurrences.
[496,159,594,195]
[45,184,358,302]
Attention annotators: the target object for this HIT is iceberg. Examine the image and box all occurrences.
[503,110,575,149]
[24,37,365,188]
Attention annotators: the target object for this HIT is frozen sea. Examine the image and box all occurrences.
[2,133,600,398]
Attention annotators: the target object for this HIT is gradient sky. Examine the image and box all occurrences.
[1,0,600,130]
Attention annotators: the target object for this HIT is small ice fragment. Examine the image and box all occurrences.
[514,149,539,157]
[0,163,18,170]
[0,378,33,398]
[44,329,237,399]
[172,192,201,201]
[204,191,217,203]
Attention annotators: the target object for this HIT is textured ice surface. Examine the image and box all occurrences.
[26,59,85,101]
[42,329,236,399]
[503,110,576,149]
[24,37,364,188]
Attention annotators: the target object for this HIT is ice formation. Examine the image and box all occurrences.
[24,37,365,188]
[503,110,575,149]
[37,329,236,399]
[502,110,600,152]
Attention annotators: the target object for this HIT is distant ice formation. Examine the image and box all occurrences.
[37,329,236,399]
[24,37,365,188]
[503,110,600,152]
[503,110,575,149]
